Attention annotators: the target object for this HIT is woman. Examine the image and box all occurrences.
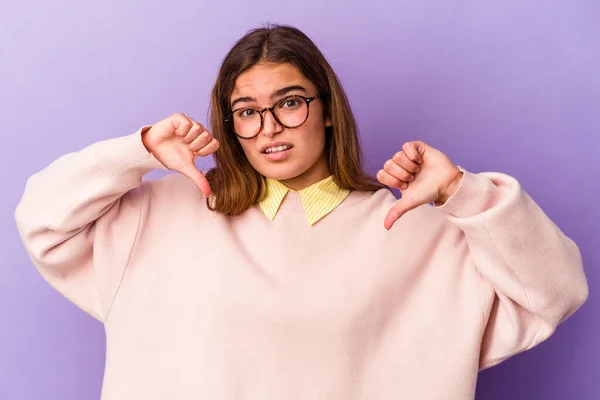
[15,24,588,399]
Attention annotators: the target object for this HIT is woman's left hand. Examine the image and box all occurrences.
[377,141,464,230]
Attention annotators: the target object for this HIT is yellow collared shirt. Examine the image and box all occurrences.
[259,176,350,226]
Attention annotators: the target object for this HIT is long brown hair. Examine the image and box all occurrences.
[205,24,382,215]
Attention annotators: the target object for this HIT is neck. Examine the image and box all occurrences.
[280,154,330,191]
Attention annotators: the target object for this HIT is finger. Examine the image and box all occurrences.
[384,159,415,182]
[392,151,421,173]
[178,163,212,197]
[384,197,418,230]
[377,169,409,190]
[402,142,424,164]
[188,129,212,151]
[195,138,220,157]
[171,113,193,138]
[179,121,205,144]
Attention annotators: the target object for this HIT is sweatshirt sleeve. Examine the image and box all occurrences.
[14,127,166,322]
[436,169,588,370]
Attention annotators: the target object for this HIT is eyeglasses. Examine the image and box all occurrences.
[224,94,321,139]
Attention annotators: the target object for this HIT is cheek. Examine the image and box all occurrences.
[303,116,327,148]
[307,107,328,139]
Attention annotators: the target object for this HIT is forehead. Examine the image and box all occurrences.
[231,63,315,100]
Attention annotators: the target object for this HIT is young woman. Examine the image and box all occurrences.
[15,24,588,399]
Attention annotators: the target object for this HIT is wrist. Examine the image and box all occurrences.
[140,126,154,154]
[435,168,463,206]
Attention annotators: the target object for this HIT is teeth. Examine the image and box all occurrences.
[265,145,290,154]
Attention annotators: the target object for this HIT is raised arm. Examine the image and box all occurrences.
[15,114,218,321]
[377,140,587,368]
[437,170,588,369]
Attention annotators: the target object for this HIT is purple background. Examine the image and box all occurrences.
[1,0,598,398]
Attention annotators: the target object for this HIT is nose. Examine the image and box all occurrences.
[260,109,283,137]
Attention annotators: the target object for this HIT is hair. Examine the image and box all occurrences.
[205,23,383,215]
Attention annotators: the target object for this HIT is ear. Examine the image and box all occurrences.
[325,114,333,128]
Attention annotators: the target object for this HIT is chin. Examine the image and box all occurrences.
[255,162,306,181]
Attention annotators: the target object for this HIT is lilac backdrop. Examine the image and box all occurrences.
[1,0,598,398]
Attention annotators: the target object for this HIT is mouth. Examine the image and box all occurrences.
[261,143,293,161]
[262,144,293,154]
[261,143,294,154]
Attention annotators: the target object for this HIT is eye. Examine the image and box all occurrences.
[279,97,302,109]
[237,108,257,118]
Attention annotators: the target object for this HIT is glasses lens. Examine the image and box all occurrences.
[232,108,261,138]
[274,96,308,128]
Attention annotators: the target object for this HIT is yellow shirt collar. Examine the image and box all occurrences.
[259,176,350,226]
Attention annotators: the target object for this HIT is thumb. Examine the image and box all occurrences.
[179,163,212,197]
[384,196,417,230]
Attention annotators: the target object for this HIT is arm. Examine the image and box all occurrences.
[437,170,588,369]
[15,128,165,321]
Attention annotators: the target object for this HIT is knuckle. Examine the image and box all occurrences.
[197,139,218,156]
[182,120,193,130]
[200,129,211,140]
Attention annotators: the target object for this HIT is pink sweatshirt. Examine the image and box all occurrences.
[15,128,588,399]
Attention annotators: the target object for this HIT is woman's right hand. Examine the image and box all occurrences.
[142,113,219,197]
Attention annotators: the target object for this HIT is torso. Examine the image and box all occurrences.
[101,175,485,400]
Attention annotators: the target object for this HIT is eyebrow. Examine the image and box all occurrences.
[230,85,307,110]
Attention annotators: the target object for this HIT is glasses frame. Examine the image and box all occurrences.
[224,94,321,140]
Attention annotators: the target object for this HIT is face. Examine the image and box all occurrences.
[230,62,332,191]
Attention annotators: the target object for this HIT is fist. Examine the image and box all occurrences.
[142,113,219,197]
[377,141,463,230]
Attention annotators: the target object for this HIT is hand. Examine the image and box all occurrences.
[377,141,463,230]
[142,113,219,197]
